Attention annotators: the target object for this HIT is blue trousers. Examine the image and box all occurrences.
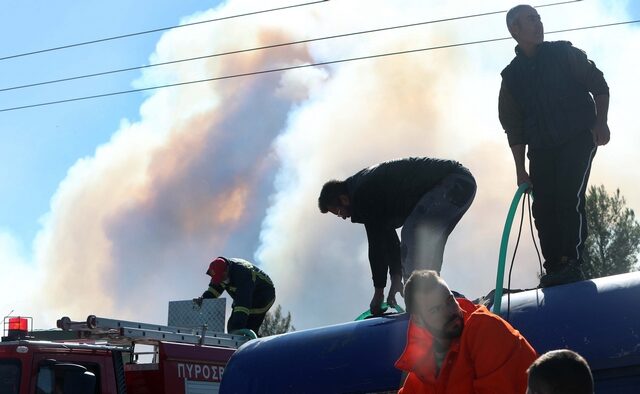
[400,171,476,280]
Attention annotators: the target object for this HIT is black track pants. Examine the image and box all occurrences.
[528,130,596,271]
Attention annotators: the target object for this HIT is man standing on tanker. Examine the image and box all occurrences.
[318,157,476,315]
[499,5,610,286]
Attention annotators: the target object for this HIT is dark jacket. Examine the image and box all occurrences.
[345,157,469,288]
[203,258,275,331]
[499,41,609,149]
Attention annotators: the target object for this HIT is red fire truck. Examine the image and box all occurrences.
[0,314,247,394]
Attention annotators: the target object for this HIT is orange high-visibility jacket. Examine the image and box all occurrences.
[395,298,537,394]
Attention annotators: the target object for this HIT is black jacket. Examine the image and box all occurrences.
[203,258,275,331]
[345,157,469,288]
[499,41,609,149]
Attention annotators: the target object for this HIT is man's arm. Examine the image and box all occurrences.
[468,315,538,393]
[499,80,529,186]
[202,282,224,299]
[592,94,610,146]
[566,45,610,146]
[510,144,531,187]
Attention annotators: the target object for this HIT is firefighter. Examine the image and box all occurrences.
[196,257,275,335]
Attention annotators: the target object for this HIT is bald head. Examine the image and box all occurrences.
[505,4,544,50]
[506,5,535,31]
[404,270,464,340]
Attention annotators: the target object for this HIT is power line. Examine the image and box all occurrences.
[1,18,637,114]
[0,0,581,93]
[0,0,328,62]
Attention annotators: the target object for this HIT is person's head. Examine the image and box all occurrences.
[506,5,544,47]
[318,180,352,220]
[404,270,463,340]
[207,257,229,284]
[527,349,594,394]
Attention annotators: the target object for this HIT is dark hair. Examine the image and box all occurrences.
[527,349,594,394]
[404,270,446,314]
[318,180,348,213]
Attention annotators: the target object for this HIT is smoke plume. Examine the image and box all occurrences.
[1,0,637,330]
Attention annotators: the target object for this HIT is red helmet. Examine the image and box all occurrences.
[207,257,228,284]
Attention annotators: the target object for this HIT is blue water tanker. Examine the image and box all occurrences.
[220,272,640,393]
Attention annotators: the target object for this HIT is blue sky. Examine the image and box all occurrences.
[0,0,639,329]
[0,1,219,245]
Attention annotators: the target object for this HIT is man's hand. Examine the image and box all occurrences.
[516,169,532,190]
[592,123,610,146]
[387,275,404,307]
[370,288,385,316]
[192,297,203,307]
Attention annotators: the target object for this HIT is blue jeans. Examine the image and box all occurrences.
[400,172,476,280]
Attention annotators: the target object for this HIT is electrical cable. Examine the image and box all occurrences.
[527,193,544,275]
[0,0,582,93]
[505,192,544,321]
[0,0,329,62]
[1,18,638,113]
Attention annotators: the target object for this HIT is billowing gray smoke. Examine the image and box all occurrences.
[1,0,636,330]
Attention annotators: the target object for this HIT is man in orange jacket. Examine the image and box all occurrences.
[395,270,537,393]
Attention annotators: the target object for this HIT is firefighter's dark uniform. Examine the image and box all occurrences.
[202,258,275,334]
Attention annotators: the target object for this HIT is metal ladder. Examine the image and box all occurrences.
[57,315,248,349]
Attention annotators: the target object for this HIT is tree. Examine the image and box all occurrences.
[582,185,640,279]
[258,304,295,337]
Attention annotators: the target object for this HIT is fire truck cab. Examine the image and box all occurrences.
[0,340,126,394]
[0,314,246,394]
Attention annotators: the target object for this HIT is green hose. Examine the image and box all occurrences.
[355,302,405,321]
[230,328,258,340]
[493,183,530,313]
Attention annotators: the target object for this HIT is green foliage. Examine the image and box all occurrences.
[582,185,640,279]
[258,304,295,337]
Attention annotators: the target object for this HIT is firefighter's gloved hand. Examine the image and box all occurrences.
[370,288,385,316]
[193,297,203,307]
